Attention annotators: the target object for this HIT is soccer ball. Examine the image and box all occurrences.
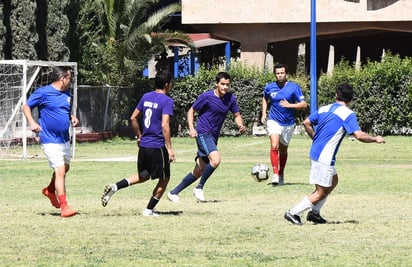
[251,164,270,182]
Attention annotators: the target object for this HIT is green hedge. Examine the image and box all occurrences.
[169,63,309,136]
[122,54,411,137]
[318,53,412,135]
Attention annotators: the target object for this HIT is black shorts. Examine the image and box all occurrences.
[137,146,170,179]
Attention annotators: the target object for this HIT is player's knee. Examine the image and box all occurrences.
[139,170,150,179]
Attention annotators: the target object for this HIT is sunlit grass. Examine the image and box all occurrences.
[0,136,411,266]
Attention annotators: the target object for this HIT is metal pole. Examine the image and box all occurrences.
[173,47,179,78]
[310,0,317,114]
[225,42,231,71]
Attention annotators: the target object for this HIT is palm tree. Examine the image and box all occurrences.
[100,0,193,81]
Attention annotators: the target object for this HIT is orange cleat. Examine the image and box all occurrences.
[42,187,60,208]
[60,206,77,218]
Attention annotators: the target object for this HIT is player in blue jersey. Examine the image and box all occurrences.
[101,70,176,217]
[22,66,79,218]
[167,72,246,203]
[261,63,307,186]
[284,83,385,225]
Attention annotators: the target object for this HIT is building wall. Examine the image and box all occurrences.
[182,0,412,71]
[182,0,412,23]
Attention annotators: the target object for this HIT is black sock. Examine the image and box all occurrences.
[146,196,159,210]
[116,179,129,190]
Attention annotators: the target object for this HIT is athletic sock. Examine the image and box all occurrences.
[171,173,197,194]
[47,178,56,192]
[270,149,280,175]
[58,194,67,209]
[196,164,216,190]
[312,197,327,214]
[146,196,159,210]
[290,196,313,216]
[279,152,288,176]
[115,178,130,191]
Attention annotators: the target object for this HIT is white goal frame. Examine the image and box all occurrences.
[0,60,78,159]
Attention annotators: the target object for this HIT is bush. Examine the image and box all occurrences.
[318,53,412,135]
[170,63,309,136]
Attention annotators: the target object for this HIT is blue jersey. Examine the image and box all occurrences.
[308,103,361,166]
[264,81,305,126]
[26,85,72,144]
[137,91,174,149]
[192,90,240,140]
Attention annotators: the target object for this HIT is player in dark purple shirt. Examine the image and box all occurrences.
[167,72,246,203]
[101,70,175,216]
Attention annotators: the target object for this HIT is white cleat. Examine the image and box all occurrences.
[167,192,180,203]
[142,208,160,217]
[101,184,116,207]
[193,188,206,202]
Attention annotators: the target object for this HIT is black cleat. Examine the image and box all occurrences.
[306,211,327,224]
[284,211,302,225]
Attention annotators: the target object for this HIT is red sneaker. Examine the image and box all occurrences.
[61,206,77,218]
[42,187,60,208]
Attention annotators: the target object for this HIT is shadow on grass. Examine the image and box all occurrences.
[156,210,184,216]
[266,182,307,186]
[38,212,61,217]
[195,199,222,203]
[326,220,360,224]
[307,220,360,225]
[38,211,185,217]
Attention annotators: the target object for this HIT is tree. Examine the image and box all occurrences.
[77,0,120,85]
[77,0,192,85]
[10,0,38,59]
[43,0,70,61]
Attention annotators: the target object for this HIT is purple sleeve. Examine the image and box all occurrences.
[192,91,208,111]
[163,98,174,115]
[230,94,240,114]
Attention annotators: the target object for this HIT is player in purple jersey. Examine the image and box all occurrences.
[261,63,307,186]
[101,70,176,217]
[167,72,246,203]
[284,83,385,225]
[23,66,79,218]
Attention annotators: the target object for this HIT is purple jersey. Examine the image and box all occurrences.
[264,81,305,126]
[26,85,72,144]
[137,91,174,148]
[192,89,240,140]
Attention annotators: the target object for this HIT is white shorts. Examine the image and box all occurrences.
[309,159,337,187]
[266,120,295,145]
[42,142,71,169]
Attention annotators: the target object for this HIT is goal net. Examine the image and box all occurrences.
[0,60,78,159]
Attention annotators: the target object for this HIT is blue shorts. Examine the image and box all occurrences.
[196,134,218,162]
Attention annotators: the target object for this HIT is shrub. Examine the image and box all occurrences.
[170,63,309,136]
[318,53,412,135]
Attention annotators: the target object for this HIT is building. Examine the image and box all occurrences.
[181,0,412,74]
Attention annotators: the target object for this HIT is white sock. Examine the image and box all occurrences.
[312,197,327,214]
[290,196,313,216]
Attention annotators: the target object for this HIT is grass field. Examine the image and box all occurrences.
[0,135,411,266]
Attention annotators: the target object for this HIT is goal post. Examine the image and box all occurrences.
[0,60,78,159]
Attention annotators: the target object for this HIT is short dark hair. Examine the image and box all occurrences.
[155,70,172,89]
[336,83,354,103]
[51,66,72,82]
[215,72,230,83]
[274,63,288,74]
